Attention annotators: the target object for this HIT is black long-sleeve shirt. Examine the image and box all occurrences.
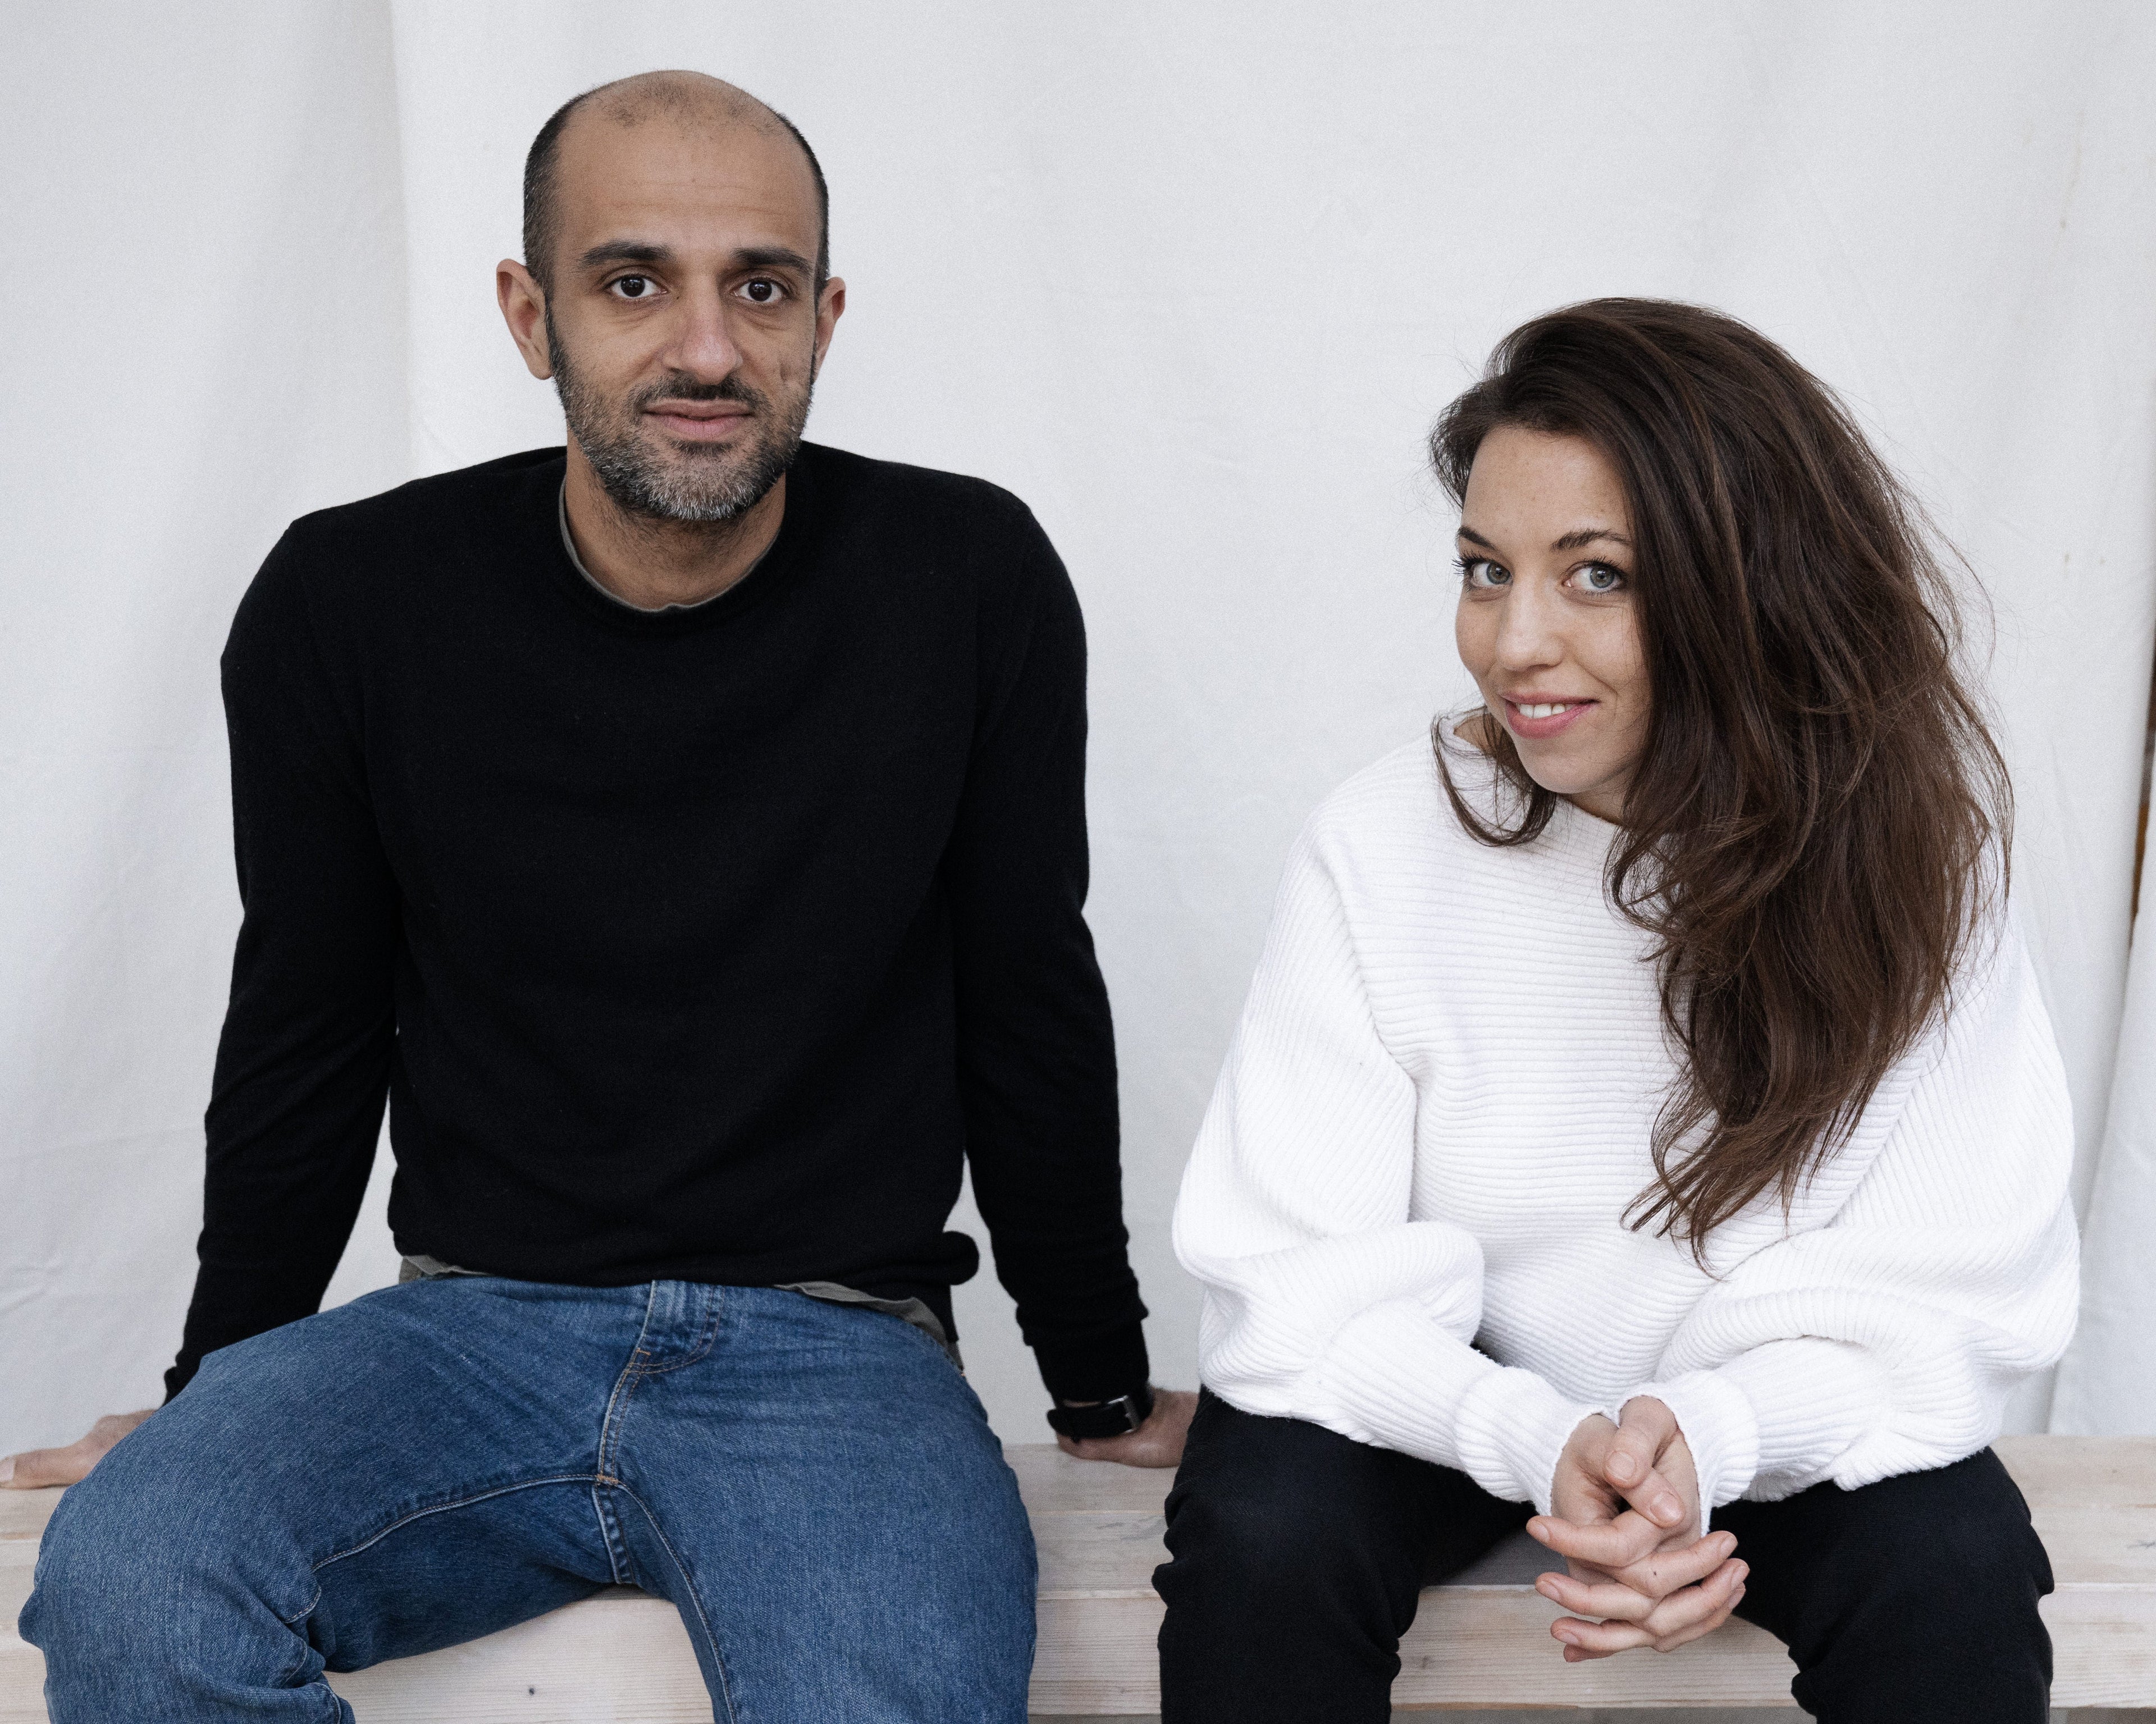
[170,442,1148,1401]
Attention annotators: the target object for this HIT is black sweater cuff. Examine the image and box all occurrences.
[1033,1321,1150,1405]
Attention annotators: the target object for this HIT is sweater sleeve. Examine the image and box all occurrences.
[944,503,1148,1403]
[1625,926,2079,1516]
[1175,816,1600,1511]
[168,537,399,1398]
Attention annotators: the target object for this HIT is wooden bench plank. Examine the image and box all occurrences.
[4,1437,2153,1717]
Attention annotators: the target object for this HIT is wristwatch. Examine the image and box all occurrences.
[1046,1384,1155,1441]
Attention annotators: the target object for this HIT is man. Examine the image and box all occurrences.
[13,70,1192,1722]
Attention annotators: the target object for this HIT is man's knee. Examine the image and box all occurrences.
[21,1462,195,1665]
[22,1421,313,1670]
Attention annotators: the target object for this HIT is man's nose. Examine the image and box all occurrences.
[665,286,744,381]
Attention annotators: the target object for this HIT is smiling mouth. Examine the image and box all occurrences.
[1500,697,1600,739]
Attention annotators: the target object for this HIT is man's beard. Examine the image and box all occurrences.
[548,318,811,524]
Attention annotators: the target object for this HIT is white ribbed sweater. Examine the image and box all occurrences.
[1175,742,2079,1521]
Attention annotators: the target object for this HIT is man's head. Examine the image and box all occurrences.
[497,71,844,525]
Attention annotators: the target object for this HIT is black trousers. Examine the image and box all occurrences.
[1155,1390,2053,1723]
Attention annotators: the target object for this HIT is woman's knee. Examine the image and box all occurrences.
[1735,1453,2053,1721]
[1156,1397,1423,1618]
[1822,1452,2050,1615]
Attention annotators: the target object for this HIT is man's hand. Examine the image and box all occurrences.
[1054,1387,1197,1469]
[1,1411,154,1489]
[1528,1396,1747,1660]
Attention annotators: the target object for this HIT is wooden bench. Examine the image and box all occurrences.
[3,1436,2151,1717]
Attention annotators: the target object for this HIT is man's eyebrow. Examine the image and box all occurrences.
[732,245,816,277]
[575,240,817,277]
[578,240,674,271]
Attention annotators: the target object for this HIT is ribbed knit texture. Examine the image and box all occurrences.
[1175,741,2079,1521]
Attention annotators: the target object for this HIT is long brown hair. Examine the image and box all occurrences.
[1429,299,2009,1250]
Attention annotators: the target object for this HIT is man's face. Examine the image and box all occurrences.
[537,111,839,523]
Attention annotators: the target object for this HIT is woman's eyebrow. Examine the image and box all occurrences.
[1456,524,1632,552]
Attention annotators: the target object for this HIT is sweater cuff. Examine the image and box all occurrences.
[1455,1366,1603,1514]
[1311,1298,1595,1511]
[1626,1370,1760,1531]
[1032,1321,1151,1405]
[1709,1338,1890,1493]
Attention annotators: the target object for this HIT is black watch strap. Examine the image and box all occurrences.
[1046,1384,1155,1441]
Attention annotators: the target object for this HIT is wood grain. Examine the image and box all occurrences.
[3,1436,2152,1717]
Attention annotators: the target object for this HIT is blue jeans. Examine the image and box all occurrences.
[21,1279,1036,1722]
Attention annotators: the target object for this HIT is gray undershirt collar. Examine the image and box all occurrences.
[558,479,768,614]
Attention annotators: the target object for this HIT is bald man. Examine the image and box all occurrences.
[17,72,1190,1722]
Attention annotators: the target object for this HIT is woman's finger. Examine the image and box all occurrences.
[1548,1561,1747,1661]
[1550,1613,1656,1658]
[1610,1460,1690,1530]
[1527,1506,1666,1570]
[1636,1559,1748,1641]
[1601,1400,1674,1492]
[1534,1568,1656,1624]
[1611,1530,1738,1600]
[1652,1583,1747,1653]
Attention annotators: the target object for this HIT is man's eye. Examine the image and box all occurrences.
[741,278,784,304]
[609,276,656,300]
[1458,557,1509,589]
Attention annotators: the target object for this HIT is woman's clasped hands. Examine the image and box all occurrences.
[1527,1396,1749,1662]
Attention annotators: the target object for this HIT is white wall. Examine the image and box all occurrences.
[4,0,2153,1451]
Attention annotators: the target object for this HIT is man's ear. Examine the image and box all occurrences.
[810,276,847,382]
[497,259,555,381]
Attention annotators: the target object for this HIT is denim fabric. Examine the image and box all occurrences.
[21,1280,1036,1722]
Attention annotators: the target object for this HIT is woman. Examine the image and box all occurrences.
[1155,299,2076,1723]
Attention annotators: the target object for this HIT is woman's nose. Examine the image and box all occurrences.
[1492,586,1563,671]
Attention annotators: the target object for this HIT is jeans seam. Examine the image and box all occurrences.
[616,1482,739,1724]
[591,1284,665,1584]
[269,1586,359,1722]
[272,1586,323,1680]
[629,1283,726,1377]
[276,1582,323,1635]
[305,1475,604,1579]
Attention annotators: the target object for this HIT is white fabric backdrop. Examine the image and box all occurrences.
[5,0,2154,1453]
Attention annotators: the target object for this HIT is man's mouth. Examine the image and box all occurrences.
[644,403,753,442]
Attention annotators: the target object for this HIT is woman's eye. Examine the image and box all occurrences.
[741,278,783,304]
[1459,557,1509,589]
[1572,562,1627,593]
[609,276,656,300]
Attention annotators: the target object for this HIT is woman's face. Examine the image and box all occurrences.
[1453,426,1650,824]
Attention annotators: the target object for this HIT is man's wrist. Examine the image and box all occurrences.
[1034,1319,1150,1409]
[1046,1383,1155,1440]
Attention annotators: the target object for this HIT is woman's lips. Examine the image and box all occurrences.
[1502,697,1596,740]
